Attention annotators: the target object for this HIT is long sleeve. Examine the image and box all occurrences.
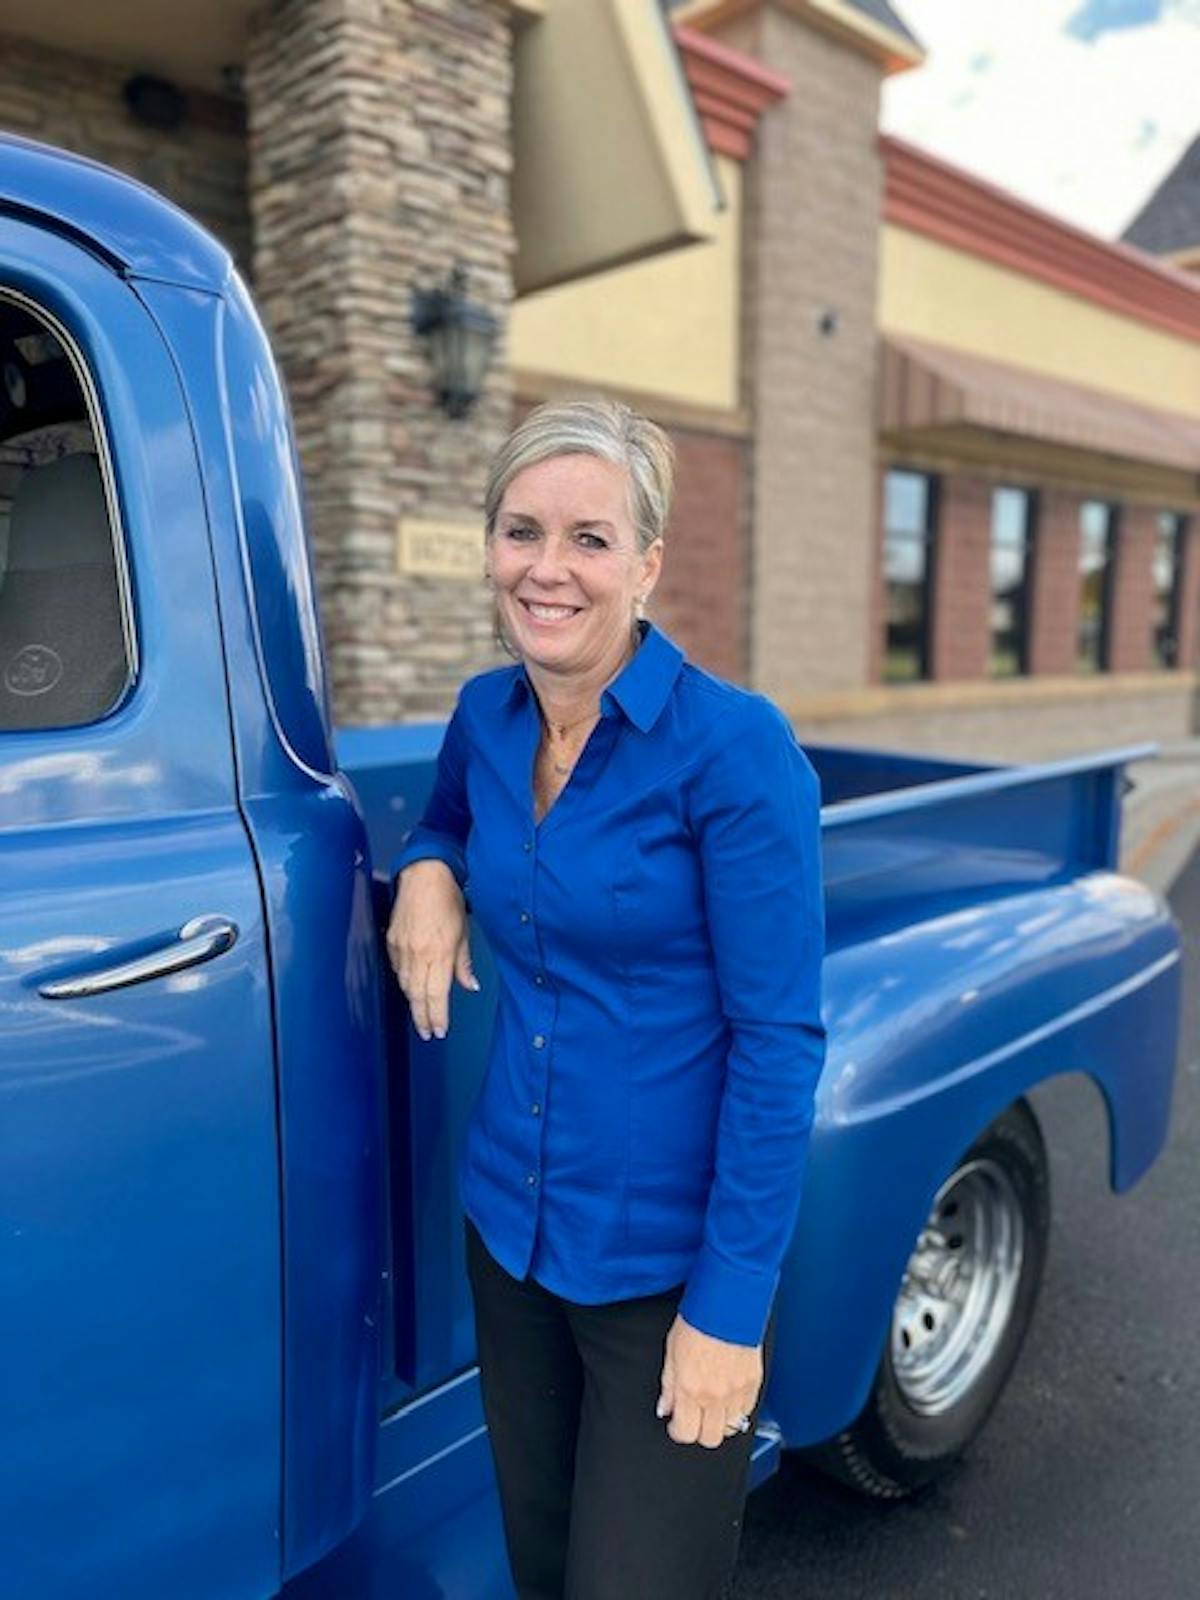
[391,695,472,888]
[678,697,826,1347]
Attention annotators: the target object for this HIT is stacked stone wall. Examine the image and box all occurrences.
[0,32,249,267]
[247,0,514,723]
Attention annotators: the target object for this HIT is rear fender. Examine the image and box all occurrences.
[767,872,1181,1447]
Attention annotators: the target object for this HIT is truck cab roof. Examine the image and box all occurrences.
[0,132,232,293]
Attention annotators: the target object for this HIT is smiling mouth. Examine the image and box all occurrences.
[519,599,583,622]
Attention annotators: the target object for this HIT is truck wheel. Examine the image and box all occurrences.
[814,1098,1050,1499]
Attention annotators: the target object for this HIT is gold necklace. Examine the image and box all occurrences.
[540,707,600,776]
[534,638,637,776]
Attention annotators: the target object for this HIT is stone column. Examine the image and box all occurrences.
[1107,504,1157,673]
[930,474,991,681]
[706,2,888,701]
[246,0,514,723]
[1027,489,1081,676]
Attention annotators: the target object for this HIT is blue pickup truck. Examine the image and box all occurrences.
[0,135,1184,1600]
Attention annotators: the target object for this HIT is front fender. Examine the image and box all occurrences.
[767,872,1181,1447]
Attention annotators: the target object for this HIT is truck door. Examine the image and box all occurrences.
[0,227,282,1596]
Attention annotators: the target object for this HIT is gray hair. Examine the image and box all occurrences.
[484,397,675,555]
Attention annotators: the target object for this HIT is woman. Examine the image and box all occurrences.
[388,398,825,1600]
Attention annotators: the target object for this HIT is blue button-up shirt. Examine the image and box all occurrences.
[394,621,826,1346]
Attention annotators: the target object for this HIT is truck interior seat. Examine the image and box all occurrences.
[0,452,128,730]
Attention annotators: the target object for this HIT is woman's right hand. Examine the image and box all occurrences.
[387,860,480,1040]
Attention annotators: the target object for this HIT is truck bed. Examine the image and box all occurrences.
[337,726,1150,933]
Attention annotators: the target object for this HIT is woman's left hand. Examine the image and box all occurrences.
[657,1314,763,1449]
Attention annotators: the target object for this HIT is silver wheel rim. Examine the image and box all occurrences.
[890,1156,1025,1417]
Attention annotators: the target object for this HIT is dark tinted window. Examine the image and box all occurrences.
[990,487,1032,677]
[1153,511,1186,669]
[883,469,935,682]
[1077,500,1113,673]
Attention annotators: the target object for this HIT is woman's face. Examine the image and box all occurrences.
[487,452,663,680]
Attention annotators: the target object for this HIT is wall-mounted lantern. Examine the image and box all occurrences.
[123,74,188,131]
[412,266,499,420]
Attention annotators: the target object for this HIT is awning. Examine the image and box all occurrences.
[511,0,723,294]
[880,334,1200,473]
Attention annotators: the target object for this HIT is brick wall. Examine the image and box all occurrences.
[0,32,250,267]
[717,5,884,701]
[930,474,991,680]
[1107,504,1157,672]
[247,0,514,723]
[1028,488,1082,675]
[653,428,748,682]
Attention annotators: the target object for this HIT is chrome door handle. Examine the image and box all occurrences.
[38,916,240,1000]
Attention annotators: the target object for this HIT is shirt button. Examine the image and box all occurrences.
[532,1034,546,1049]
[522,840,532,853]
[526,1172,538,1187]
[519,910,530,924]
[534,973,545,987]
[530,1102,542,1117]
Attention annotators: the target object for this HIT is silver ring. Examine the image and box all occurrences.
[724,1414,752,1436]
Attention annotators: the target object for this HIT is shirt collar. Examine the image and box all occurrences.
[501,620,684,733]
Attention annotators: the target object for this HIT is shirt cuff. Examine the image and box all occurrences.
[391,834,467,889]
[679,1245,779,1347]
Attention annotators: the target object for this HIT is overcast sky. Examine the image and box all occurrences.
[881,0,1200,240]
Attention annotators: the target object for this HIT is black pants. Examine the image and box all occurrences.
[465,1219,774,1600]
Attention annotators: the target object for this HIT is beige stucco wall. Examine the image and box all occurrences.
[879,224,1200,416]
[509,154,742,413]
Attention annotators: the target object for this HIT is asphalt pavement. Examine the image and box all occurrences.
[734,843,1200,1600]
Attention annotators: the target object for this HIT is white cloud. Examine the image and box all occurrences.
[882,0,1200,237]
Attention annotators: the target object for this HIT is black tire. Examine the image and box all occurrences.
[810,1098,1050,1499]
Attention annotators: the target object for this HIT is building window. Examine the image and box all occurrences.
[883,469,936,682]
[1153,511,1187,669]
[1077,500,1114,673]
[990,486,1032,677]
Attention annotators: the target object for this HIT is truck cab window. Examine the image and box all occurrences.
[0,296,130,730]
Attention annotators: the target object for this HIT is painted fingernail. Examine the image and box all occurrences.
[434,1026,446,1040]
